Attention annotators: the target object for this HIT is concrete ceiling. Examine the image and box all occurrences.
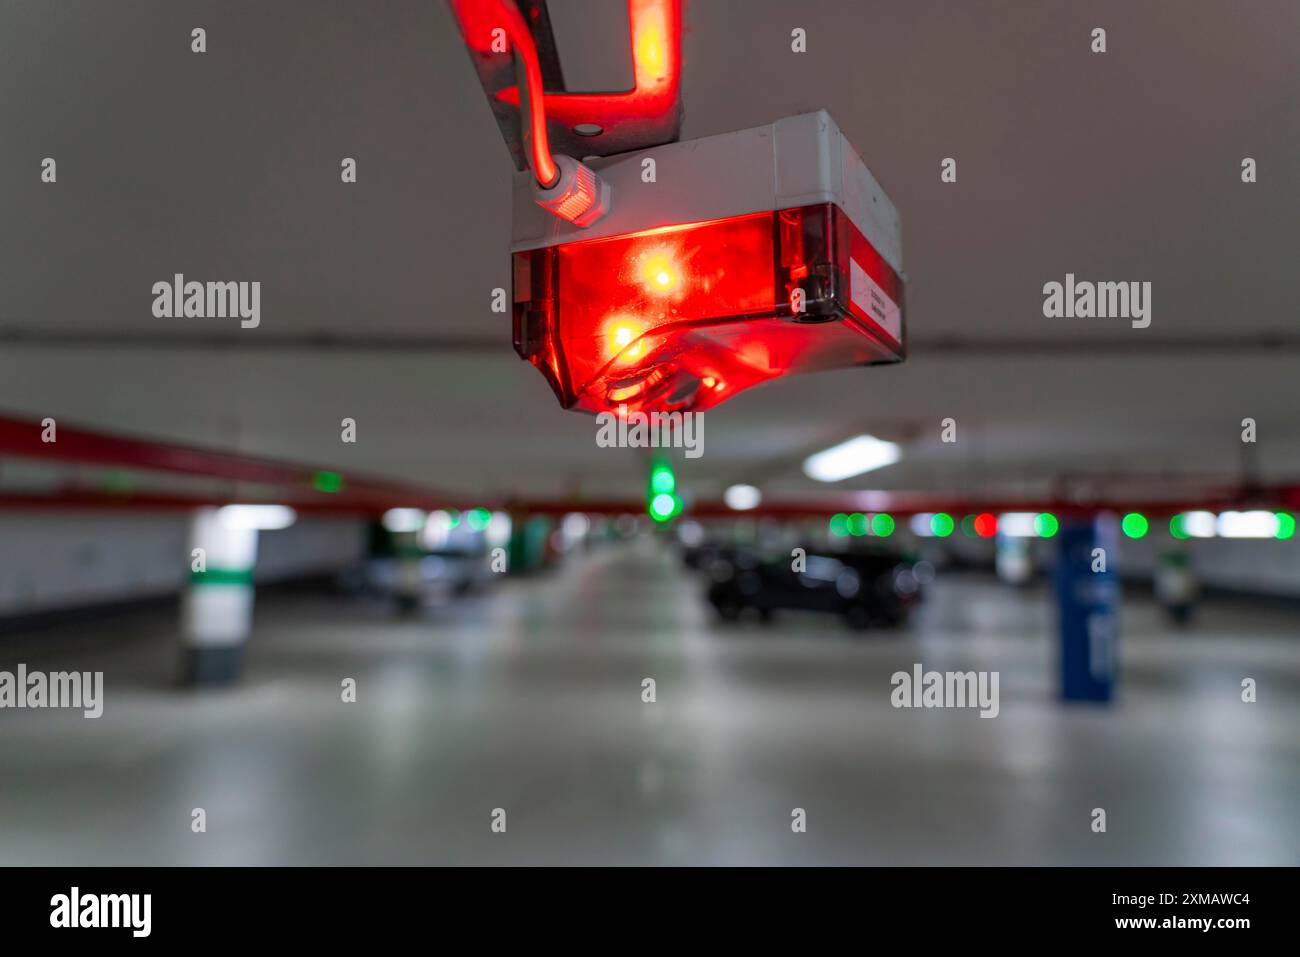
[1,0,1297,502]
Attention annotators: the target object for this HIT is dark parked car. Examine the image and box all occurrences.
[705,547,922,630]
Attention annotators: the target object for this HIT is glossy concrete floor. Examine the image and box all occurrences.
[1,538,1297,865]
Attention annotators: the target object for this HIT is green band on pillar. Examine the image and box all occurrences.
[190,567,255,586]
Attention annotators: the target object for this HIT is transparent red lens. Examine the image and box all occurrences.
[513,203,905,415]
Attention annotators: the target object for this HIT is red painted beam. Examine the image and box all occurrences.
[503,492,1300,519]
[2,487,1297,519]
[0,412,466,510]
[0,491,353,515]
[4,414,1299,517]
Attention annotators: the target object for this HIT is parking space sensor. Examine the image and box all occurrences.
[510,112,906,415]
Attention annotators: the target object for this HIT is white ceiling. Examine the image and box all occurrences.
[1,0,1297,502]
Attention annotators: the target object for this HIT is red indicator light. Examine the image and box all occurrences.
[513,203,905,414]
[974,513,998,538]
[639,250,681,294]
[604,316,646,361]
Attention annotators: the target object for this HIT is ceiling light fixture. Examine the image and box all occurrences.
[803,435,901,483]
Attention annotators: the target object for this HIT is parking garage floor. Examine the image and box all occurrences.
[1,539,1296,866]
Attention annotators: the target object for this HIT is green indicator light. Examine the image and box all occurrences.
[1169,514,1188,540]
[447,509,461,528]
[650,493,676,522]
[1276,512,1296,540]
[647,460,680,522]
[870,513,895,537]
[312,470,343,493]
[1034,512,1059,538]
[961,514,978,537]
[848,512,868,537]
[931,512,955,537]
[104,471,133,494]
[829,513,850,537]
[1121,512,1149,539]
[189,567,255,586]
[649,464,676,494]
[468,507,492,531]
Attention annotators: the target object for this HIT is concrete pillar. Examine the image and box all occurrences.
[508,514,553,574]
[1155,549,1198,626]
[181,507,258,685]
[995,534,1033,585]
[392,532,423,614]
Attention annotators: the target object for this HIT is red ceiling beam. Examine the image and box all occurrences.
[3,487,1298,519]
[0,412,466,511]
[3,413,1299,517]
[504,491,1300,519]
[0,491,398,515]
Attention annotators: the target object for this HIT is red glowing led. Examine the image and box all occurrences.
[640,252,680,294]
[512,203,905,414]
[974,513,998,538]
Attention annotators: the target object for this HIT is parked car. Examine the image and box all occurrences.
[680,539,727,571]
[705,546,922,630]
[338,550,493,612]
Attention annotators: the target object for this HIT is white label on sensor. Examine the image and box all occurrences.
[850,258,901,343]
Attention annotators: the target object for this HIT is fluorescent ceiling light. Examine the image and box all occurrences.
[382,508,427,533]
[724,484,762,510]
[486,510,513,547]
[803,435,900,483]
[910,513,935,537]
[217,504,297,530]
[1216,510,1278,538]
[419,510,454,550]
[561,512,590,539]
[1182,511,1217,538]
[997,513,1038,538]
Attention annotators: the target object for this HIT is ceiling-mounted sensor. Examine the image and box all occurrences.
[511,111,906,415]
[448,2,905,415]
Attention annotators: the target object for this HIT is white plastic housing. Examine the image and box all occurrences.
[511,110,903,278]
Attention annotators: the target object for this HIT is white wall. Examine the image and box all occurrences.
[923,529,1300,598]
[1116,534,1300,597]
[0,514,366,616]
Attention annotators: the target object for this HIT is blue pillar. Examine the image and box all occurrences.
[1053,516,1119,702]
